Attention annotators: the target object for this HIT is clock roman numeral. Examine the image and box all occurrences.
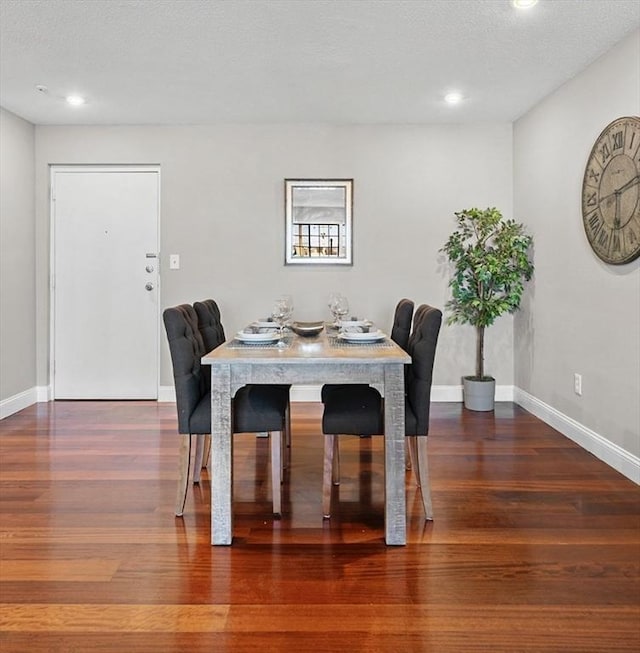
[597,227,610,249]
[600,142,611,164]
[612,130,623,151]
[622,224,638,259]
[588,212,602,233]
[611,232,621,255]
[586,191,597,207]
[588,168,601,184]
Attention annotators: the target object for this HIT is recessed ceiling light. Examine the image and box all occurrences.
[65,94,86,106]
[444,92,463,105]
[511,0,538,9]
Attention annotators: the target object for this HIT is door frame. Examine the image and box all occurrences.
[49,164,162,399]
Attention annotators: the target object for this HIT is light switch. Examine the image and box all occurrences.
[169,254,180,270]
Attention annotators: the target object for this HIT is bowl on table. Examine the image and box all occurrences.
[290,320,324,337]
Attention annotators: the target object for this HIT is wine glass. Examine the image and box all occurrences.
[271,297,290,347]
[330,293,349,328]
[328,292,342,326]
[334,294,349,328]
[281,294,294,323]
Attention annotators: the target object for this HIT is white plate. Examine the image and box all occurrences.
[338,329,385,342]
[235,330,281,343]
[252,320,279,329]
[339,319,372,328]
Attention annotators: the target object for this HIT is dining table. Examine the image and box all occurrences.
[201,324,411,546]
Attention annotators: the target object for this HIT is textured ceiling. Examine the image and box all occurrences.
[0,0,638,126]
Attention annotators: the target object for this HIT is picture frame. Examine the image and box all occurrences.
[284,178,353,265]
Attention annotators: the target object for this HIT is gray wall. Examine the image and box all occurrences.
[0,108,36,402]
[4,30,638,471]
[34,123,513,388]
[514,29,640,458]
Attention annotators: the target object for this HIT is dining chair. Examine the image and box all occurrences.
[193,299,292,470]
[163,303,288,517]
[320,298,414,404]
[321,303,442,519]
[320,298,415,481]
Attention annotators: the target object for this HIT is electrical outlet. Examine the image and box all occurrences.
[574,373,582,396]
[169,254,180,270]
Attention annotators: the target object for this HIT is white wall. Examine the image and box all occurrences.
[514,30,640,461]
[34,123,513,388]
[0,108,36,410]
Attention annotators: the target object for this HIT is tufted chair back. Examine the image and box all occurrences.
[193,299,226,352]
[163,304,207,434]
[390,298,415,351]
[405,304,442,436]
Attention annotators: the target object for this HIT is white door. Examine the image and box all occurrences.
[52,167,160,399]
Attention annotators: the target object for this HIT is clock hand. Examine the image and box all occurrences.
[599,175,640,203]
[615,174,640,194]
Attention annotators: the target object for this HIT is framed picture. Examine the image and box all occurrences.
[285,178,353,265]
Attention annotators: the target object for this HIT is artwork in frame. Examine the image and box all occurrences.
[285,178,353,265]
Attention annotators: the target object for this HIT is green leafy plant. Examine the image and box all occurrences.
[441,207,534,380]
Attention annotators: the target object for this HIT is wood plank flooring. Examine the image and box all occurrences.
[0,401,638,652]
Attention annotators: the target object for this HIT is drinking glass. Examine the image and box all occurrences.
[329,293,349,328]
[328,292,340,325]
[281,295,294,322]
[271,297,290,347]
[335,295,349,327]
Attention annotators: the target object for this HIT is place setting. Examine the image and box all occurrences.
[232,295,294,347]
[326,293,390,347]
[230,293,389,348]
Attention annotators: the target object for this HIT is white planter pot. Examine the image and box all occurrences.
[463,376,495,411]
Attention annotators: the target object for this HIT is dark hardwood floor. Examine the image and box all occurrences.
[0,400,638,652]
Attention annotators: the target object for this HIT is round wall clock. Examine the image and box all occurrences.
[582,116,640,265]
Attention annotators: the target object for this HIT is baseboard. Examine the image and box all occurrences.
[290,385,322,402]
[1,386,40,419]
[158,385,176,402]
[514,387,639,484]
[37,385,52,402]
[431,384,514,402]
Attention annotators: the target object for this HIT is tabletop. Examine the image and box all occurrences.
[202,328,411,366]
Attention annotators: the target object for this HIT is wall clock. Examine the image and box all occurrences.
[582,116,640,265]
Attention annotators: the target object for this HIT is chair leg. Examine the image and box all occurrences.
[405,439,412,470]
[193,434,206,483]
[407,437,419,482]
[413,436,433,520]
[322,435,336,518]
[283,403,292,469]
[270,430,282,517]
[202,434,212,469]
[175,433,192,517]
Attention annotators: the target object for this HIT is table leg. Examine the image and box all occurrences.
[210,364,233,545]
[384,363,406,545]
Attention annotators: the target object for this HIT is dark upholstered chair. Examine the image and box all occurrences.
[163,304,288,517]
[193,299,292,468]
[321,303,442,519]
[320,298,415,481]
[320,298,414,404]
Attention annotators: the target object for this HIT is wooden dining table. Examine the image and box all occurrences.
[201,327,411,545]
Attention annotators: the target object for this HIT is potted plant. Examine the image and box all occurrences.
[441,207,534,411]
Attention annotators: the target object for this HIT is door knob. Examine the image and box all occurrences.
[145,283,154,291]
